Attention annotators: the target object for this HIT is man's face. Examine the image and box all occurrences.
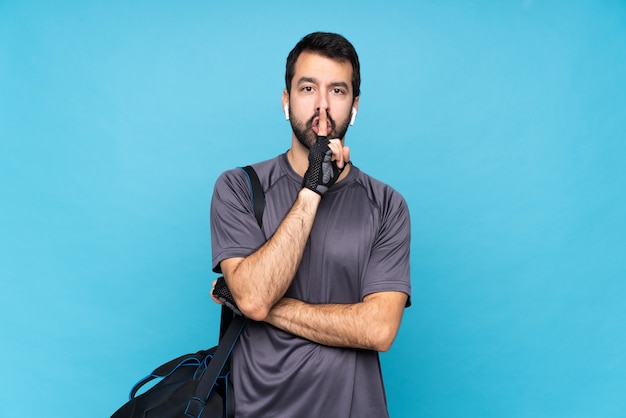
[284,51,359,148]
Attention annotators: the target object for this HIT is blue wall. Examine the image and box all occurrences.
[1,1,625,417]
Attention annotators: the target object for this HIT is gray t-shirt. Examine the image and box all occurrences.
[210,153,411,417]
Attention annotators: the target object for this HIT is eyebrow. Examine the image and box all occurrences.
[297,77,350,90]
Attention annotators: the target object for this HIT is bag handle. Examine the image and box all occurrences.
[185,314,246,418]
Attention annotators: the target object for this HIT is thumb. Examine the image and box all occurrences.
[342,146,350,166]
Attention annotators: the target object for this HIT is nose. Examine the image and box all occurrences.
[316,107,329,119]
[316,92,329,115]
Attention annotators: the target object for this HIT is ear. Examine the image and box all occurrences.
[282,89,290,120]
[350,108,357,126]
[350,96,360,126]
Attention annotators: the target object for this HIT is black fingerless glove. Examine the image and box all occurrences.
[212,276,242,316]
[302,136,344,195]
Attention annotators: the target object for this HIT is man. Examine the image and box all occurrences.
[210,32,411,417]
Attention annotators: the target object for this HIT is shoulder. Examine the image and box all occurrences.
[215,154,283,194]
[351,166,409,217]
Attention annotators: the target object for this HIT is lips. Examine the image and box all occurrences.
[312,117,332,136]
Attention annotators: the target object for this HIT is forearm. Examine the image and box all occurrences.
[264,292,407,352]
[225,188,321,321]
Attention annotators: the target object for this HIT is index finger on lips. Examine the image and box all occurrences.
[317,109,328,141]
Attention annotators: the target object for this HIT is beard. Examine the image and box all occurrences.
[289,109,351,149]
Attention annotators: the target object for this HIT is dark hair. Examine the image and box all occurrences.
[285,32,361,98]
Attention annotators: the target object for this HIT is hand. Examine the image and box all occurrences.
[212,276,243,316]
[302,110,348,195]
[210,279,223,305]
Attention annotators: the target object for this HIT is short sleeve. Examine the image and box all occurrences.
[361,191,411,307]
[210,168,266,273]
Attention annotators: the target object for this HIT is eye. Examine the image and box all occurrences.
[301,86,314,93]
[331,87,346,95]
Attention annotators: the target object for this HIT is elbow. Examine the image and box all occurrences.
[237,298,271,322]
[372,325,398,353]
[375,340,394,353]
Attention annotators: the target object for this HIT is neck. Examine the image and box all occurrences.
[287,137,309,176]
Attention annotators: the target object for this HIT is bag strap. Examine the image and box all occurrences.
[240,165,265,228]
[185,314,246,418]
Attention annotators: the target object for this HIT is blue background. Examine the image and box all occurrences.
[1,1,625,417]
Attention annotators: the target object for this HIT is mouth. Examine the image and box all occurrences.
[312,117,333,136]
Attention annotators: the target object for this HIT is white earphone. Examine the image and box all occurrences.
[350,108,357,126]
[284,104,290,120]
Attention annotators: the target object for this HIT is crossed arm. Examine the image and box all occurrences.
[264,292,407,352]
[216,188,407,353]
